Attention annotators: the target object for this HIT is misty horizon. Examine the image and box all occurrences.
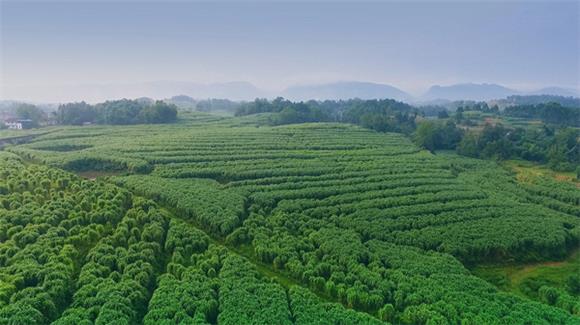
[2,80,579,104]
[1,1,579,103]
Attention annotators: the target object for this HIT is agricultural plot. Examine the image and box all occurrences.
[0,152,374,324]
[4,118,580,323]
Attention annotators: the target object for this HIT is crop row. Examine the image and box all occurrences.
[114,176,247,237]
[0,153,132,324]
[0,155,383,324]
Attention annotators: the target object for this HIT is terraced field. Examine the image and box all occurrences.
[0,152,377,324]
[3,115,579,323]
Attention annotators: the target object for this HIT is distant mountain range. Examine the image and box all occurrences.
[282,81,412,102]
[423,83,516,101]
[422,83,580,101]
[528,87,580,98]
[157,81,577,102]
[3,81,578,103]
[283,82,578,102]
[282,82,572,102]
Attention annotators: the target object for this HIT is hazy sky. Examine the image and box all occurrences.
[1,0,579,101]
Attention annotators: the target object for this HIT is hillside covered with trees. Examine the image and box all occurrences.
[2,114,578,324]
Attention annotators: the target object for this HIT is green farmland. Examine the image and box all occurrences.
[1,114,578,324]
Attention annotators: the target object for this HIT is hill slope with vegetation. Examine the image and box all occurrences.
[2,115,578,324]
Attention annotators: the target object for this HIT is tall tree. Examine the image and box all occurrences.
[15,104,45,127]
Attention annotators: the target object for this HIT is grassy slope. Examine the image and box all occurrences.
[472,159,579,301]
[503,159,578,186]
[472,249,579,298]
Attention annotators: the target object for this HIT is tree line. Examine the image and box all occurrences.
[2,99,178,128]
[414,120,578,173]
[503,102,580,127]
[56,99,178,125]
[235,98,578,173]
[235,97,417,133]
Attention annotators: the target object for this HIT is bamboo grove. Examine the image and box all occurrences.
[2,114,579,324]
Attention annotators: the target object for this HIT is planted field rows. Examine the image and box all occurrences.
[0,153,376,325]
[4,119,579,323]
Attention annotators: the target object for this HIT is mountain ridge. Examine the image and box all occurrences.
[282,81,412,102]
[3,81,578,104]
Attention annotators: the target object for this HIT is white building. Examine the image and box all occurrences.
[4,119,33,130]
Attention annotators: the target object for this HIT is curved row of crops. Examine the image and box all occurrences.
[5,118,579,323]
[0,152,376,324]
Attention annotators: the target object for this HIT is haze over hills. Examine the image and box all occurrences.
[282,81,412,102]
[2,81,267,104]
[528,87,580,98]
[422,83,580,101]
[2,81,578,104]
[423,83,518,101]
